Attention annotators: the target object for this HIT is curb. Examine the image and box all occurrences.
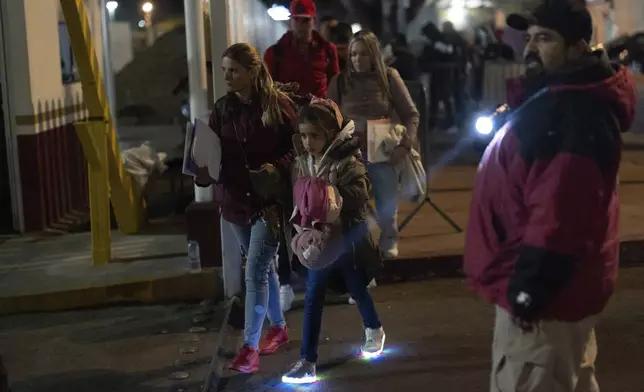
[2,240,642,316]
[380,239,644,283]
[0,269,220,316]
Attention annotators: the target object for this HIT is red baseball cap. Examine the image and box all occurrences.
[290,0,316,18]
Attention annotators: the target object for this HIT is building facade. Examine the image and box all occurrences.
[0,0,108,234]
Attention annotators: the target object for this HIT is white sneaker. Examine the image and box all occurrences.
[362,327,386,358]
[282,359,317,384]
[280,285,295,312]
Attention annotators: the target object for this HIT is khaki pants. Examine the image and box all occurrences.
[491,306,600,392]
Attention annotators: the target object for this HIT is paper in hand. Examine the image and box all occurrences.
[182,115,222,181]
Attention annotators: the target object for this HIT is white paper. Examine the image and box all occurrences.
[182,115,221,181]
[367,119,393,163]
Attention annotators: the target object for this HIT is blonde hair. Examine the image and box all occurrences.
[342,30,391,100]
[222,43,293,127]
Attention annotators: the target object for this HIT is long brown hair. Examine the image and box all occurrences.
[222,43,293,127]
[342,30,391,100]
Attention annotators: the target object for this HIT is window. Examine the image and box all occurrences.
[59,21,80,84]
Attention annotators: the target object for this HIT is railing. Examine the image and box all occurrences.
[480,61,526,109]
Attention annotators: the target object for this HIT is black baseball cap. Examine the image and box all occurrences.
[507,1,593,44]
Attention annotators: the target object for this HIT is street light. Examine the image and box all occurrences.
[106,0,118,15]
[142,2,153,13]
[142,2,154,46]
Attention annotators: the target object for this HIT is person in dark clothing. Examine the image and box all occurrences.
[464,1,636,390]
[442,21,468,130]
[420,22,455,131]
[328,22,353,70]
[484,29,516,61]
[386,34,420,81]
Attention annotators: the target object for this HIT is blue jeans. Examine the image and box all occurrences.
[301,256,382,362]
[228,219,285,349]
[367,162,399,250]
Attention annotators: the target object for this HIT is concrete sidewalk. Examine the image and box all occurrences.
[1,150,644,315]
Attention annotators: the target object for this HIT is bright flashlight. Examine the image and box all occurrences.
[475,116,494,135]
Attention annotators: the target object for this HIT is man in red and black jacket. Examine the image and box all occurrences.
[464,1,636,391]
[264,0,340,98]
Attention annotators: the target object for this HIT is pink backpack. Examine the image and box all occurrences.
[290,173,345,270]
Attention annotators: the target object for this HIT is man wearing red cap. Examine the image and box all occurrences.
[264,0,340,99]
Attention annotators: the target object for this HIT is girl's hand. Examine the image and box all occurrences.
[194,167,213,186]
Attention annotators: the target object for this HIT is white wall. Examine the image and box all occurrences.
[227,0,288,56]
[7,0,104,135]
[613,0,644,36]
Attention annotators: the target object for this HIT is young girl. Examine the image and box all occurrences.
[282,98,385,384]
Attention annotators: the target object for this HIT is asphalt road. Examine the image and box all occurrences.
[2,267,644,392]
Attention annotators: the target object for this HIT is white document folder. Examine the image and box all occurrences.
[182,114,221,181]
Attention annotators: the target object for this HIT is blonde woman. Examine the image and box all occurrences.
[194,43,297,373]
[328,30,420,259]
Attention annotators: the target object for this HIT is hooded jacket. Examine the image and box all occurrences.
[292,121,382,289]
[264,30,339,98]
[464,51,637,322]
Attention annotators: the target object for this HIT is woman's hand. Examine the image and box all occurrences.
[194,167,214,186]
[389,145,409,166]
[249,163,281,199]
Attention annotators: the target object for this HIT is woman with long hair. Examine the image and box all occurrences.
[194,43,296,373]
[327,30,420,260]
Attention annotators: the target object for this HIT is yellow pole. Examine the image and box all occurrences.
[60,0,144,235]
[74,121,111,265]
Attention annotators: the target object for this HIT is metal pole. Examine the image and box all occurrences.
[185,0,211,202]
[100,0,117,129]
[145,13,154,47]
[208,0,243,298]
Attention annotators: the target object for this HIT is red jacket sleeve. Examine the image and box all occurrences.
[326,43,340,80]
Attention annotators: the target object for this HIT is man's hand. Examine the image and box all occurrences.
[512,315,538,333]
[389,145,409,165]
[194,167,213,186]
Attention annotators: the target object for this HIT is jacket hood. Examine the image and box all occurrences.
[508,50,637,132]
[294,120,361,177]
